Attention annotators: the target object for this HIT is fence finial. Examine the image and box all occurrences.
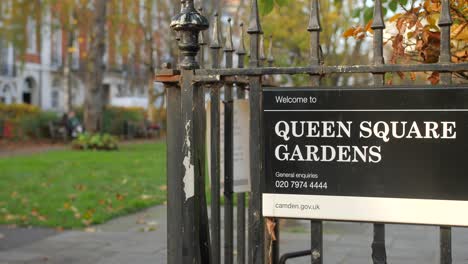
[371,0,385,29]
[247,0,262,34]
[225,18,234,52]
[210,12,222,49]
[307,0,321,32]
[267,35,274,66]
[259,34,266,63]
[198,8,207,46]
[170,0,209,69]
[236,22,247,55]
[438,0,453,26]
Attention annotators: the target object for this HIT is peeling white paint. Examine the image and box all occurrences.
[183,121,195,201]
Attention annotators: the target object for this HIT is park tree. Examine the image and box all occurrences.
[256,0,371,86]
[342,0,467,84]
[0,0,174,132]
[257,0,466,85]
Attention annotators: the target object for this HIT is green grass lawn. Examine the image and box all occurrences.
[0,142,167,229]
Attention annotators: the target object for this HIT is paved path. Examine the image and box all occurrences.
[1,205,468,264]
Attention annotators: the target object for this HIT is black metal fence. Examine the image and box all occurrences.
[156,0,468,263]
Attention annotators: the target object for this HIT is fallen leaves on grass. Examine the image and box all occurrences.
[74,184,87,191]
[31,209,47,222]
[140,194,153,201]
[4,214,17,221]
[116,193,125,201]
[84,227,97,233]
[139,221,159,232]
[158,185,167,191]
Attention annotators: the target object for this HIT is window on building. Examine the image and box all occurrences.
[0,0,12,20]
[51,90,60,109]
[0,40,7,74]
[51,21,63,67]
[139,0,146,25]
[71,33,80,69]
[27,18,37,54]
[0,86,5,103]
[2,85,12,104]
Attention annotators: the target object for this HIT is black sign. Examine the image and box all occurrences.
[263,87,468,226]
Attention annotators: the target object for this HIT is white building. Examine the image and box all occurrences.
[0,4,149,112]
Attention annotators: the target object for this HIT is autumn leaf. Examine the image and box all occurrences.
[389,13,403,23]
[31,209,39,217]
[428,72,440,85]
[140,194,153,200]
[451,23,468,40]
[365,19,373,33]
[84,227,96,233]
[343,27,355,38]
[116,193,125,201]
[266,218,277,241]
[4,214,17,221]
[74,184,86,191]
[83,209,95,220]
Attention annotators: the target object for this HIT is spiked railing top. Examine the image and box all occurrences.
[224,18,234,52]
[198,8,207,45]
[259,34,266,61]
[210,13,222,49]
[247,0,262,34]
[267,35,274,64]
[371,0,385,30]
[236,22,247,55]
[170,0,209,31]
[307,0,321,32]
[438,0,453,26]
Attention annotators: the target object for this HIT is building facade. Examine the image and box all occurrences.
[0,1,151,112]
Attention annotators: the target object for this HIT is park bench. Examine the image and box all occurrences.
[48,121,68,142]
[123,120,160,139]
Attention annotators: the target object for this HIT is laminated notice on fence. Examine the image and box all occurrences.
[207,100,251,193]
[262,87,468,226]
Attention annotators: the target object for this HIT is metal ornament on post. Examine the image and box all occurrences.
[170,0,209,70]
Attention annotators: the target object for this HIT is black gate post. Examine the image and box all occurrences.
[170,1,209,263]
[236,22,247,264]
[308,1,323,263]
[247,0,265,263]
[438,1,453,263]
[210,12,222,264]
[224,17,235,264]
[371,1,387,263]
[159,63,183,264]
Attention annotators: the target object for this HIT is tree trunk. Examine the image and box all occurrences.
[84,0,107,133]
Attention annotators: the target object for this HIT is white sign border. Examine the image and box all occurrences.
[263,193,468,227]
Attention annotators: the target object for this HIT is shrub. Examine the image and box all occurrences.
[102,106,145,135]
[0,104,58,140]
[72,133,119,151]
[0,103,40,121]
[17,111,59,139]
[74,106,145,136]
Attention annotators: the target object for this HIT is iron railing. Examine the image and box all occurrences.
[157,0,468,264]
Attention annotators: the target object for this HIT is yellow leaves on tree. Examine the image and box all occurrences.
[344,0,467,84]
